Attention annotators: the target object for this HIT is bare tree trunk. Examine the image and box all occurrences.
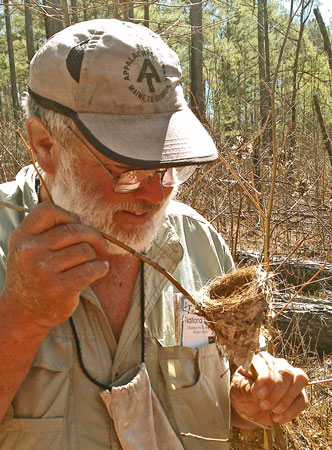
[189,0,205,121]
[114,0,119,19]
[290,5,304,150]
[92,3,98,19]
[61,0,71,27]
[144,3,149,28]
[117,0,133,21]
[253,0,267,187]
[263,0,271,144]
[257,0,265,120]
[290,1,312,151]
[313,93,332,168]
[314,7,332,73]
[42,0,63,39]
[70,0,78,23]
[257,0,270,144]
[82,0,88,21]
[4,2,20,121]
[127,2,134,21]
[24,0,35,62]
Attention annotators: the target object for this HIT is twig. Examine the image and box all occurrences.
[10,131,197,305]
[179,110,270,211]
[264,121,291,272]
[177,161,221,201]
[218,152,266,220]
[0,200,198,308]
[16,131,53,202]
[308,378,332,386]
[100,233,197,305]
[181,432,267,449]
[0,201,30,214]
[274,234,318,273]
[180,432,230,442]
[0,140,22,167]
[217,111,271,221]
[263,0,304,271]
[275,257,328,316]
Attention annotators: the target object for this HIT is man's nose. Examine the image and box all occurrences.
[133,173,168,203]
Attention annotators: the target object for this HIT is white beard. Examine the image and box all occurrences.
[50,150,172,255]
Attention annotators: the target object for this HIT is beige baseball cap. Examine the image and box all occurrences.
[28,19,218,168]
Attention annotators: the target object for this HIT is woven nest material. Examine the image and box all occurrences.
[196,265,271,369]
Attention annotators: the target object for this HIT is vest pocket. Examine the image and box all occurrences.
[159,343,230,450]
[0,417,63,449]
[0,337,72,449]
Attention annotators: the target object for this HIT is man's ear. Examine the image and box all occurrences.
[26,117,58,175]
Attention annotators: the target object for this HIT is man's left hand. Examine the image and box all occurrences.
[230,351,309,428]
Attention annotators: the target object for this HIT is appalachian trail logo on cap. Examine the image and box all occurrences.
[123,44,171,103]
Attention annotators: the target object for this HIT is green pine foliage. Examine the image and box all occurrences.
[1,1,331,137]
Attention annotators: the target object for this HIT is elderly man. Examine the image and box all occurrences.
[0,19,307,449]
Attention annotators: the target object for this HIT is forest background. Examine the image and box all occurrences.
[0,0,332,448]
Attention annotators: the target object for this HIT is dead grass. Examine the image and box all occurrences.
[283,354,332,449]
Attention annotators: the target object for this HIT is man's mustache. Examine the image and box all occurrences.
[109,199,164,214]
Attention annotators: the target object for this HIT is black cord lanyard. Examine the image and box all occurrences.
[140,259,146,363]
[69,259,145,389]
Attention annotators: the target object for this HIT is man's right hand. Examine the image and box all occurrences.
[1,201,109,332]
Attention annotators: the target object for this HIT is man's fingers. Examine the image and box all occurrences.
[251,353,309,411]
[10,204,109,259]
[60,260,109,291]
[271,368,309,414]
[273,390,308,424]
[3,200,111,328]
[41,243,97,272]
[251,352,284,400]
[18,201,82,234]
[39,222,109,254]
[256,366,294,410]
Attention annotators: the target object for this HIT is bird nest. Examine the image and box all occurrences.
[196,265,271,369]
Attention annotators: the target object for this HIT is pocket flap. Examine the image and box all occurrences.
[31,337,72,372]
[0,417,63,432]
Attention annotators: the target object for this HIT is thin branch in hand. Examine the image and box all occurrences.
[181,432,267,449]
[0,200,197,308]
[16,130,53,202]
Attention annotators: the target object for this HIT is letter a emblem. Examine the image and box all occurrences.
[137,59,161,93]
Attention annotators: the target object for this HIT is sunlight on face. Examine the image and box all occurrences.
[51,148,172,255]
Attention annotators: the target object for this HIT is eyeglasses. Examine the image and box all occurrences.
[64,123,197,194]
[109,165,197,194]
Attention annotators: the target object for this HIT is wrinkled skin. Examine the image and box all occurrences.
[230,352,309,428]
[2,201,109,331]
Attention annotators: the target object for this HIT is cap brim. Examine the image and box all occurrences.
[72,108,218,168]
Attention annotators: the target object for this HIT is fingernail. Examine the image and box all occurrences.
[273,404,283,414]
[257,387,268,399]
[273,414,283,423]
